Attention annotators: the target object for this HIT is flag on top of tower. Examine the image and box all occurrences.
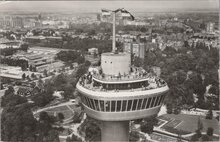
[115,8,135,20]
[101,9,111,16]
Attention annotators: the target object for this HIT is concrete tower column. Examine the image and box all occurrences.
[101,121,129,141]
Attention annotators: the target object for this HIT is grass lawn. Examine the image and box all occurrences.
[46,105,69,112]
[156,119,166,127]
[165,119,182,128]
[46,110,74,120]
[68,104,77,110]
[161,114,219,135]
[35,105,74,121]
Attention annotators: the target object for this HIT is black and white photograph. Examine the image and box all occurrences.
[0,0,219,142]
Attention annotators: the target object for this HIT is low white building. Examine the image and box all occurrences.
[88,48,98,55]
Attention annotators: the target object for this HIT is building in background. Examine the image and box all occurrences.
[206,22,215,34]
[0,16,24,29]
[88,48,98,55]
[123,42,146,59]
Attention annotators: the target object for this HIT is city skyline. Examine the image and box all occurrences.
[0,0,219,13]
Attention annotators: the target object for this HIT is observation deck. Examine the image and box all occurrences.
[76,52,169,121]
[77,68,169,121]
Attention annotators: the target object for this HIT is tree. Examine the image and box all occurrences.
[0,83,4,90]
[140,115,158,134]
[140,27,147,33]
[66,134,82,142]
[85,60,91,67]
[53,73,67,90]
[76,55,85,64]
[33,66,37,72]
[22,73,26,80]
[43,69,48,77]
[88,29,96,36]
[191,133,199,141]
[66,136,72,142]
[1,103,37,141]
[57,113,65,123]
[202,134,210,141]
[39,111,51,123]
[166,103,173,114]
[31,92,54,107]
[26,75,31,81]
[129,131,140,142]
[78,117,101,141]
[20,43,29,52]
[31,73,36,79]
[37,79,44,91]
[206,109,213,119]
[1,92,27,107]
[76,65,88,79]
[177,130,183,142]
[70,64,74,69]
[206,127,214,136]
[29,65,33,71]
[4,86,15,96]
[62,84,74,99]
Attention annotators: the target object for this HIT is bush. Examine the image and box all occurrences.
[206,109,213,119]
[129,131,140,142]
[206,127,214,136]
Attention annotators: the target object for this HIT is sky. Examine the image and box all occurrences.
[0,0,219,13]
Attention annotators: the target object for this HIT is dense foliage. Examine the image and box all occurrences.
[140,115,158,134]
[0,43,28,56]
[135,41,219,111]
[0,57,28,71]
[1,86,60,142]
[78,116,101,141]
[56,50,85,64]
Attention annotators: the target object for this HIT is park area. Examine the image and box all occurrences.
[158,114,220,135]
[34,104,79,122]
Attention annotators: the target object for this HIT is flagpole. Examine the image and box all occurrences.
[112,11,116,53]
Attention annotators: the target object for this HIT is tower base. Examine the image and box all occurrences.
[101,121,129,141]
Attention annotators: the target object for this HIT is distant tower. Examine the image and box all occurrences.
[97,14,101,21]
[38,13,42,21]
[76,9,169,141]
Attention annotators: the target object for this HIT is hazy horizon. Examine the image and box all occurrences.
[0,1,219,13]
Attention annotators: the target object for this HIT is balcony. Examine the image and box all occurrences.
[78,73,167,93]
[92,66,150,82]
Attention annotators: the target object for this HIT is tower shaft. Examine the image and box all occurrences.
[101,121,129,141]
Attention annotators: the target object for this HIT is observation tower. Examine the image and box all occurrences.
[76,9,169,141]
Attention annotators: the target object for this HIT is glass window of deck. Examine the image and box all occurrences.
[146,97,152,109]
[122,100,127,111]
[137,99,143,110]
[150,97,156,108]
[127,100,132,111]
[132,99,138,111]
[81,95,166,111]
[99,100,105,111]
[105,101,110,112]
[116,100,122,111]
[142,98,148,109]
[111,101,116,112]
